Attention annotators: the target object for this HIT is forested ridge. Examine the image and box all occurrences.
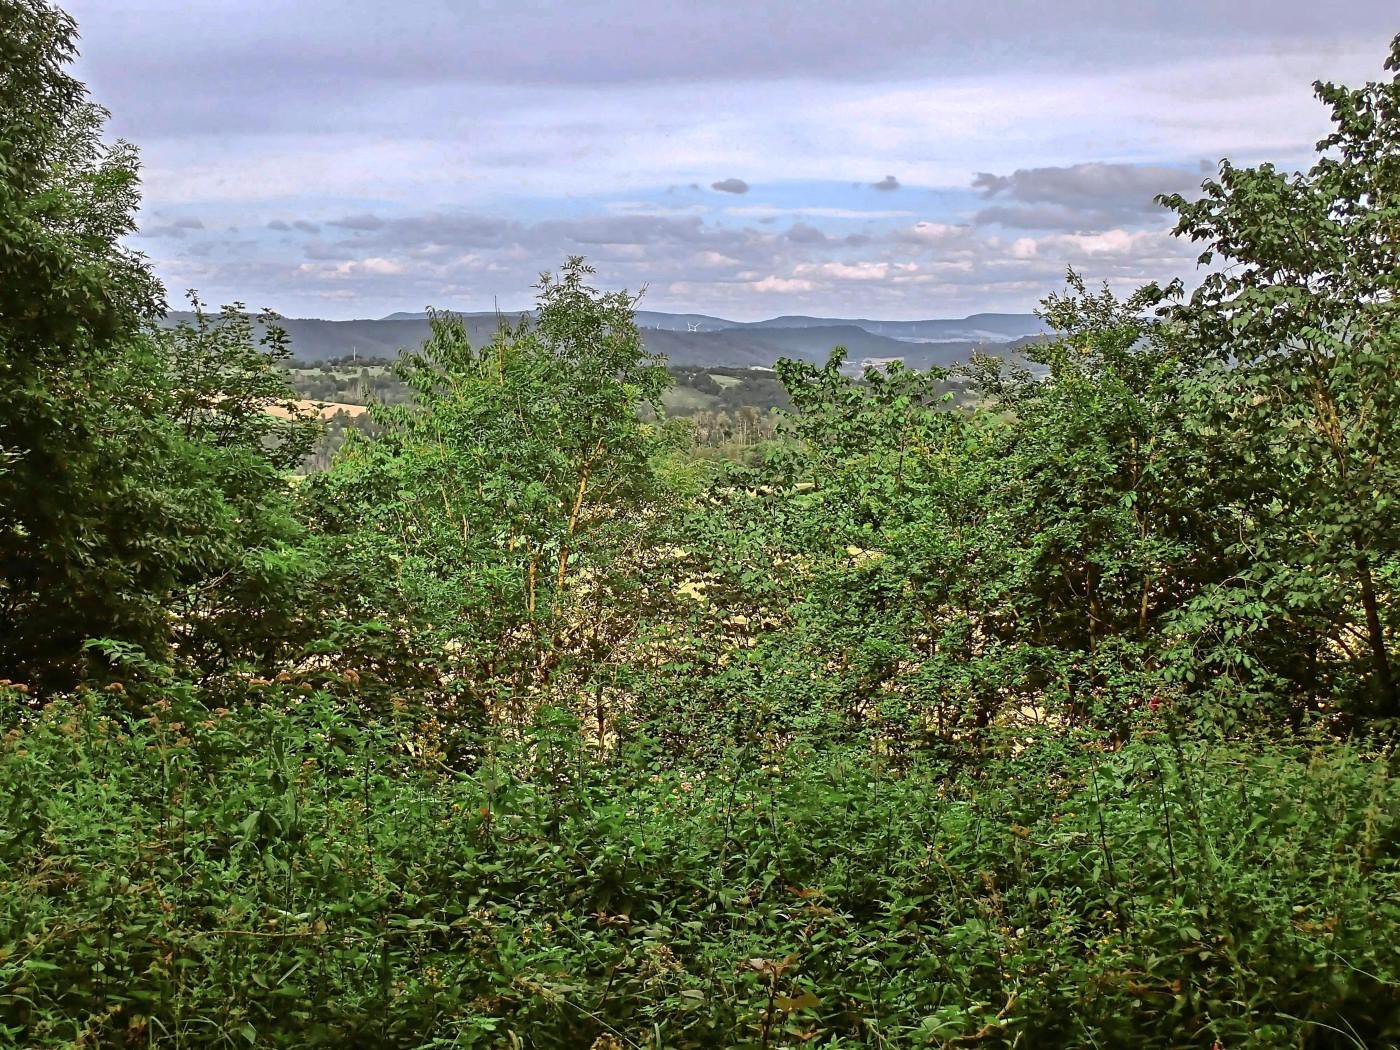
[2,2,1399,1046]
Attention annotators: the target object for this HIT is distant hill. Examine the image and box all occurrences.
[736,312,1048,343]
[160,309,1047,369]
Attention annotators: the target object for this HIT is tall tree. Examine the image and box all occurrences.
[1160,35,1400,716]
[0,0,167,681]
[1,3,320,685]
[310,259,676,722]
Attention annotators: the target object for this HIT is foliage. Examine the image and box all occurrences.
[1158,34,1400,715]
[305,260,679,724]
[1,691,1397,1048]
[151,299,325,675]
[0,3,320,686]
[0,0,164,682]
[3,8,1400,1048]
[634,279,1238,751]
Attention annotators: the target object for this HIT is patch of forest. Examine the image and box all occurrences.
[287,360,974,466]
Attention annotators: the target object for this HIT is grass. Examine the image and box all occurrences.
[660,386,720,414]
[708,374,744,390]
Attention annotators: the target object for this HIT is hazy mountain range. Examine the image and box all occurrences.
[162,309,1049,369]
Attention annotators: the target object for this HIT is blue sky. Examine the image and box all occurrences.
[65,0,1399,320]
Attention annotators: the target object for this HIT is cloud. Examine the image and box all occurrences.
[971,162,1208,231]
[710,178,750,194]
[540,214,710,246]
[144,216,204,238]
[328,213,387,231]
[268,219,322,233]
[898,221,964,243]
[131,191,1216,323]
[605,200,708,217]
[1028,229,1162,256]
[751,275,816,293]
[692,249,740,265]
[785,222,829,244]
[295,256,409,279]
[93,0,1382,323]
[726,205,915,220]
[795,260,917,281]
[342,257,406,275]
[1009,237,1038,259]
[66,0,1398,130]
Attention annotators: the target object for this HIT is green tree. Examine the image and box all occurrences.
[153,299,323,675]
[967,274,1243,716]
[0,0,167,682]
[1160,35,1400,716]
[0,3,322,685]
[310,259,677,723]
[775,353,1018,741]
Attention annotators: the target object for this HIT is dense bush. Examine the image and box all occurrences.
[2,690,1397,1047]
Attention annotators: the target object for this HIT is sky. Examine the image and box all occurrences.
[65,1,1398,321]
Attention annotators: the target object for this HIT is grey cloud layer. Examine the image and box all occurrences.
[144,216,205,238]
[972,162,1211,231]
[70,0,1397,319]
[268,219,321,234]
[154,202,1204,319]
[64,0,1398,150]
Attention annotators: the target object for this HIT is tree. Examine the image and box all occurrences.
[0,3,321,685]
[1159,35,1400,716]
[309,259,677,723]
[967,274,1241,713]
[0,0,167,682]
[153,299,323,675]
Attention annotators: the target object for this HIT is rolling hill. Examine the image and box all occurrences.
[160,309,1047,369]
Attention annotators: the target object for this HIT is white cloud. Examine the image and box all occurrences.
[297,256,409,278]
[751,275,817,293]
[795,261,917,281]
[904,221,964,242]
[1037,229,1158,255]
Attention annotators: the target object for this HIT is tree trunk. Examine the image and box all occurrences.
[1357,558,1396,717]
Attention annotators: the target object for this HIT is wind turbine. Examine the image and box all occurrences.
[687,321,702,332]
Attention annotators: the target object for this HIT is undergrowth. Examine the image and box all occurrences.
[2,690,1396,1048]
